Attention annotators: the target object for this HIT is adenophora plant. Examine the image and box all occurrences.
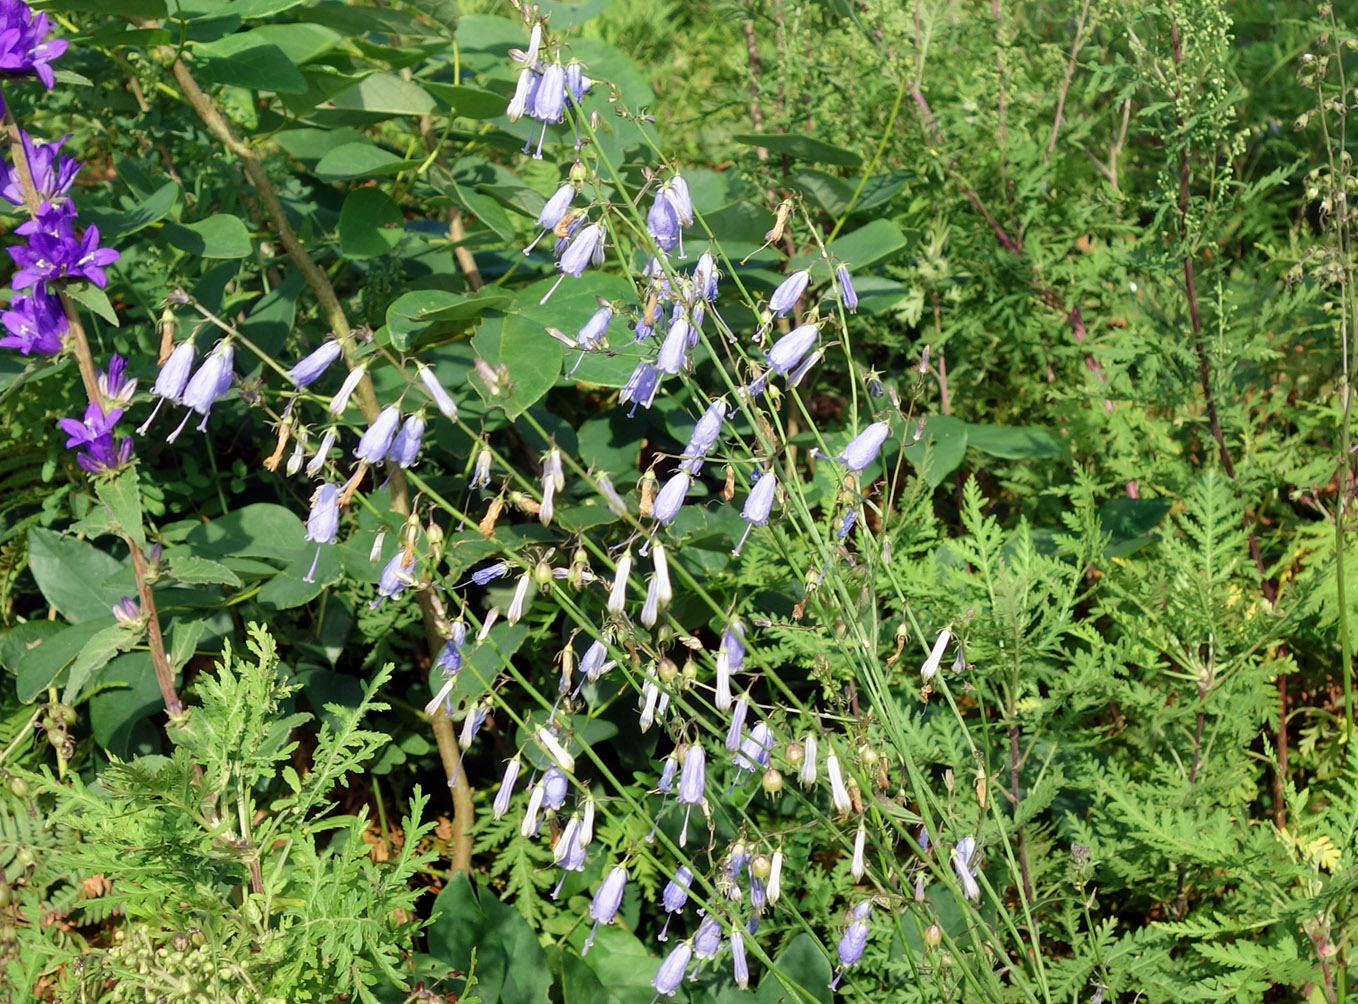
[120,5,1046,998]
[0,0,182,719]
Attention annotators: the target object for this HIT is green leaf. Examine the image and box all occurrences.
[193,36,308,94]
[83,180,179,239]
[95,469,146,550]
[733,133,862,166]
[26,528,132,623]
[471,311,562,419]
[180,0,308,17]
[316,142,419,181]
[258,546,340,610]
[169,618,208,672]
[239,270,303,360]
[65,282,119,327]
[329,72,437,117]
[403,0,460,31]
[753,932,833,1004]
[902,414,968,489]
[1100,497,1172,557]
[63,621,143,705]
[272,126,365,161]
[966,423,1062,459]
[427,873,508,1004]
[339,188,405,259]
[167,553,243,588]
[88,652,161,756]
[385,289,512,350]
[33,0,166,15]
[423,82,508,119]
[481,892,552,1004]
[821,218,909,270]
[162,214,253,258]
[788,168,855,216]
[578,924,655,1004]
[0,621,64,676]
[244,22,343,64]
[181,502,304,562]
[15,618,113,702]
[444,174,517,242]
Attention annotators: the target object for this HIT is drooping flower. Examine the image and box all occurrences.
[732,471,778,557]
[715,621,744,711]
[724,698,749,753]
[731,929,749,988]
[471,561,508,586]
[768,268,811,317]
[559,223,603,277]
[651,471,690,526]
[387,413,426,469]
[826,753,852,813]
[656,865,692,942]
[799,735,818,786]
[541,766,569,809]
[838,422,891,474]
[0,287,65,355]
[532,62,567,123]
[921,628,952,682]
[507,66,535,121]
[582,865,627,954]
[952,836,980,901]
[767,850,783,905]
[652,941,692,997]
[851,822,866,880]
[655,313,691,375]
[166,341,233,442]
[836,263,859,312]
[647,192,680,253]
[370,548,416,608]
[829,907,871,990]
[302,482,340,583]
[693,916,723,960]
[287,339,342,388]
[765,323,819,376]
[564,60,591,105]
[677,743,705,847]
[735,722,774,777]
[353,405,401,464]
[678,398,726,474]
[306,427,337,478]
[607,549,631,614]
[619,361,661,416]
[328,364,366,415]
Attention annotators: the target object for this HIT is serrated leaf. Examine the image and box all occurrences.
[65,282,119,326]
[95,468,145,549]
[62,621,143,705]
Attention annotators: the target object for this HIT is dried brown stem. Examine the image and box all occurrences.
[166,58,473,873]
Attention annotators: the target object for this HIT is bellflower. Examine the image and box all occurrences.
[768,268,810,317]
[470,443,492,487]
[387,413,426,469]
[471,561,508,587]
[582,865,628,954]
[620,361,661,415]
[525,184,574,255]
[693,916,722,960]
[507,570,534,624]
[693,251,719,301]
[564,60,590,105]
[826,754,853,813]
[676,744,705,847]
[647,192,680,253]
[98,354,136,406]
[657,865,692,942]
[306,427,337,478]
[0,287,65,354]
[459,702,489,749]
[354,405,401,464]
[370,549,415,608]
[507,66,534,121]
[731,930,749,988]
[436,623,468,676]
[652,942,692,997]
[921,628,952,682]
[837,422,891,474]
[559,223,602,277]
[652,471,689,526]
[532,62,566,122]
[0,1,68,88]
[851,823,866,880]
[286,339,341,388]
[678,398,726,474]
[724,698,749,753]
[578,636,614,683]
[836,263,859,312]
[655,313,691,375]
[715,621,743,711]
[664,175,694,228]
[541,766,569,810]
[799,734,818,786]
[829,914,870,989]
[732,471,778,557]
[328,364,366,415]
[575,304,612,351]
[766,323,819,376]
[768,850,783,905]
[551,819,588,899]
[411,363,458,420]
[735,722,774,776]
[167,341,233,442]
[952,836,980,901]
[489,758,521,821]
[607,549,631,614]
[302,482,340,583]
